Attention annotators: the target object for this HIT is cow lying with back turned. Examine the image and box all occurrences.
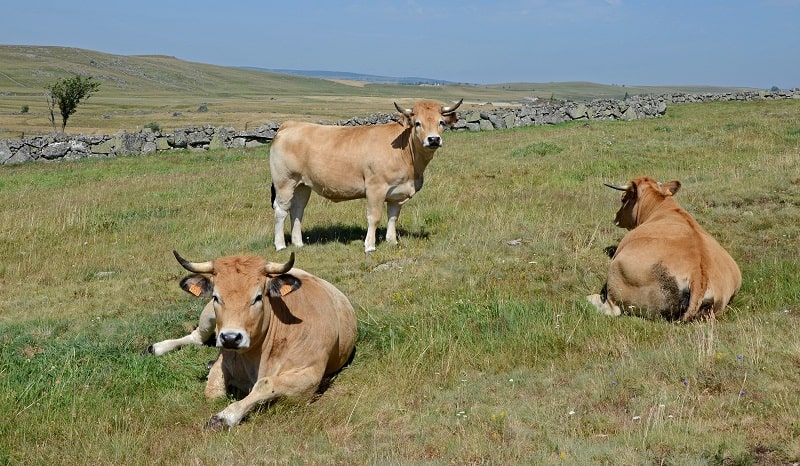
[147,251,357,430]
[587,176,741,321]
[270,99,462,252]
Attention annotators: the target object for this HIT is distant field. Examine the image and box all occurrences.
[0,45,756,137]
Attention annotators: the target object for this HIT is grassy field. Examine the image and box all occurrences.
[1,94,798,464]
[0,45,754,138]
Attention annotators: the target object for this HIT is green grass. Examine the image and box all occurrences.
[1,99,799,464]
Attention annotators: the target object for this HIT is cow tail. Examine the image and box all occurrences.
[680,273,708,322]
[271,183,276,208]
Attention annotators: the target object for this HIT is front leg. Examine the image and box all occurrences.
[204,355,227,400]
[207,367,323,430]
[147,301,216,356]
[364,188,386,253]
[385,201,402,245]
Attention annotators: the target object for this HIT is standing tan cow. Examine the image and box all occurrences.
[270,99,462,252]
[147,251,357,430]
[587,176,741,321]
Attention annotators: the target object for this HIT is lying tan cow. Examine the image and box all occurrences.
[270,99,462,252]
[587,176,741,321]
[147,251,357,430]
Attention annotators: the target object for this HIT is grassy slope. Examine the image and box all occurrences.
[0,45,754,137]
[0,97,798,464]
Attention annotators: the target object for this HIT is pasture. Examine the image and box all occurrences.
[1,99,799,464]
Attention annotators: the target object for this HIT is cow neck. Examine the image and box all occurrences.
[408,139,436,181]
[638,193,683,225]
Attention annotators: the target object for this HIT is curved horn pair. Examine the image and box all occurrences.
[393,99,464,117]
[173,251,295,275]
[441,98,463,115]
[603,182,628,191]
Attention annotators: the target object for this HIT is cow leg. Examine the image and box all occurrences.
[273,185,294,251]
[207,368,323,430]
[204,354,227,400]
[147,301,216,356]
[586,293,622,316]
[289,185,312,248]
[364,189,386,253]
[385,201,402,245]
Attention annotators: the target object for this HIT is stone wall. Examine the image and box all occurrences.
[2,88,798,165]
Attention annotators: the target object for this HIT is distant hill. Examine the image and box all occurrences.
[0,45,755,102]
[242,68,459,86]
[0,44,761,136]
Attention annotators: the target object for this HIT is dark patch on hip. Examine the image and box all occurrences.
[651,263,687,320]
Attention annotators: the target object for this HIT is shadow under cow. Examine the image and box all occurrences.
[289,224,431,247]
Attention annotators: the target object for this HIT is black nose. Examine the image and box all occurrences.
[219,331,243,348]
[427,136,441,147]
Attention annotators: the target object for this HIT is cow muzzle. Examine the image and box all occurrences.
[424,136,442,148]
[217,329,250,350]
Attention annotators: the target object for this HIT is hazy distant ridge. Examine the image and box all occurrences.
[242,67,458,85]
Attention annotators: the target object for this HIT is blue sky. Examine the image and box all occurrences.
[2,0,798,89]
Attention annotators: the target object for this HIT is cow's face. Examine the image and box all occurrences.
[396,99,462,150]
[610,177,682,229]
[174,252,299,352]
[613,184,639,229]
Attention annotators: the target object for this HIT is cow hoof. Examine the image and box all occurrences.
[143,345,155,355]
[587,294,602,307]
[206,415,226,432]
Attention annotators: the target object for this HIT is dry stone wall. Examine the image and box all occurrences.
[2,89,798,165]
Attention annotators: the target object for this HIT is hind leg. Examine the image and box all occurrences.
[273,187,291,251]
[385,201,402,245]
[587,283,622,317]
[289,185,312,248]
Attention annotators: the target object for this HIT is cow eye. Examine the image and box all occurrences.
[253,293,263,305]
[414,120,422,128]
[212,294,221,304]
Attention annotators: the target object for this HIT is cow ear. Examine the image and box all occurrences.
[179,274,213,299]
[443,112,459,127]
[662,180,681,196]
[268,274,302,298]
[399,113,414,127]
[628,180,639,197]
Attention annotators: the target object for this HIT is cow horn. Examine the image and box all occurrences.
[393,102,413,117]
[603,182,628,191]
[264,252,295,275]
[441,98,463,115]
[173,250,214,273]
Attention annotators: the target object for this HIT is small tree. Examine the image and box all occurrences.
[45,75,101,133]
